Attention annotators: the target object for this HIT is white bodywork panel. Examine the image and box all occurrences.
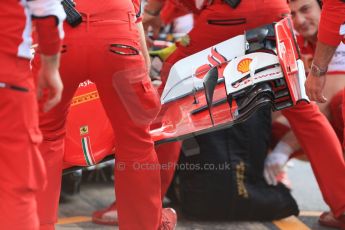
[223,52,282,95]
[161,35,246,104]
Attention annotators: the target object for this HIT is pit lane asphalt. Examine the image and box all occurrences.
[56,159,334,230]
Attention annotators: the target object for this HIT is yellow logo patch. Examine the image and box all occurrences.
[80,125,89,135]
[237,58,253,74]
[71,91,99,106]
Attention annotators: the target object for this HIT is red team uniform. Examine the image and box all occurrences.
[0,0,65,229]
[296,34,345,142]
[3,0,344,229]
[272,34,345,159]
[33,1,169,229]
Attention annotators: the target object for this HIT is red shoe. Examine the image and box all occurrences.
[159,208,177,230]
[92,201,118,226]
[319,211,345,229]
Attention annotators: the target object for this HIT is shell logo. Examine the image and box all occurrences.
[237,58,253,74]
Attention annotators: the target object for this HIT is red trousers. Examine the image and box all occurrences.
[329,90,344,143]
[156,142,181,199]
[343,88,345,149]
[282,102,345,216]
[35,17,163,230]
[160,0,345,217]
[0,55,46,229]
[272,90,344,154]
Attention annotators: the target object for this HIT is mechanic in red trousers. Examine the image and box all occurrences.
[144,0,345,227]
[91,1,188,224]
[305,0,345,228]
[33,1,177,229]
[92,142,181,225]
[0,0,65,229]
[265,1,345,227]
[265,0,345,186]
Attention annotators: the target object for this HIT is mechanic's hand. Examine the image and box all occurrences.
[305,72,327,103]
[143,13,162,41]
[263,152,289,186]
[37,54,63,112]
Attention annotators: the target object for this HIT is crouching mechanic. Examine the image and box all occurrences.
[265,0,345,186]
[264,0,345,227]
[0,0,65,229]
[144,0,345,227]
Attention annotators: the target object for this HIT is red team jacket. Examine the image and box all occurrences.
[318,0,345,46]
[0,0,65,62]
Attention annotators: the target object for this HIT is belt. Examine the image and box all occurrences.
[79,10,136,23]
[78,10,137,32]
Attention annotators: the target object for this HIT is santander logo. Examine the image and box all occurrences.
[232,71,280,89]
[194,47,228,79]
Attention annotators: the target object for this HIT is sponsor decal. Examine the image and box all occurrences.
[236,161,248,198]
[194,47,227,78]
[327,44,345,72]
[279,42,286,55]
[237,58,252,74]
[71,91,99,106]
[81,136,95,166]
[80,125,89,135]
[232,71,281,88]
[78,80,94,88]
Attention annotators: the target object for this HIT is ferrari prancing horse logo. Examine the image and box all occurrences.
[80,125,89,135]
